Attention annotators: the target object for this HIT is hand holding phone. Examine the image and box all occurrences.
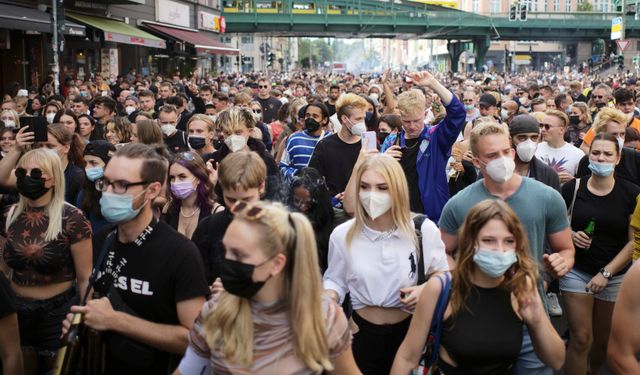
[19,117,48,142]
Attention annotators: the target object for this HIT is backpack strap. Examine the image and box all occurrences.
[413,214,428,285]
[425,272,452,368]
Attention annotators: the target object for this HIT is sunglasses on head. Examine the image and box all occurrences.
[15,167,43,179]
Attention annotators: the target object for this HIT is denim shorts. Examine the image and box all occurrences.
[560,268,623,302]
[15,287,78,356]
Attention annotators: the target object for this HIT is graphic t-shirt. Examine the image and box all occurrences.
[535,141,585,177]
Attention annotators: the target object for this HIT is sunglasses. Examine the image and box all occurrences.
[259,85,269,89]
[593,95,605,99]
[231,201,265,220]
[172,151,196,162]
[252,109,262,114]
[15,167,44,179]
[539,123,562,130]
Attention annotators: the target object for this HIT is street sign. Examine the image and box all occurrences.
[617,39,630,52]
[612,17,623,40]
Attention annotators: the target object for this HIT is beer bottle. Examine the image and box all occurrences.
[84,292,106,375]
[51,313,84,375]
[584,218,596,238]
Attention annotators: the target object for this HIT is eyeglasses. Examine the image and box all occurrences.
[462,99,474,103]
[593,95,605,99]
[259,85,269,89]
[15,167,45,179]
[539,123,562,130]
[231,201,265,220]
[95,178,148,194]
[516,92,525,96]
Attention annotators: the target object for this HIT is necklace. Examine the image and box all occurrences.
[404,138,420,149]
[362,225,398,242]
[180,206,200,218]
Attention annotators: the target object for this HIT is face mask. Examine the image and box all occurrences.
[484,156,515,183]
[100,190,146,223]
[473,248,518,278]
[213,139,223,150]
[220,86,229,94]
[347,118,367,136]
[515,139,537,163]
[2,119,15,128]
[617,136,625,151]
[569,115,580,125]
[170,180,196,200]
[595,102,606,109]
[161,124,176,136]
[16,174,50,200]
[46,113,56,124]
[464,104,475,111]
[252,112,261,122]
[365,111,374,123]
[188,136,207,150]
[500,109,510,121]
[359,191,392,220]
[220,257,272,298]
[377,131,390,144]
[225,134,247,152]
[369,93,379,101]
[125,106,136,115]
[588,160,615,177]
[304,118,321,133]
[208,115,218,122]
[80,91,88,97]
[85,166,104,182]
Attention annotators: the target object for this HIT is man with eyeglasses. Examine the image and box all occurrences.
[63,143,208,374]
[255,78,281,124]
[590,83,612,117]
[535,109,585,184]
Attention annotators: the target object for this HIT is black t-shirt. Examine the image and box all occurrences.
[400,137,423,213]
[0,272,16,319]
[561,178,640,276]
[65,163,85,205]
[256,96,282,124]
[191,210,232,284]
[93,220,208,374]
[176,110,194,132]
[163,129,190,154]
[325,101,337,117]
[308,134,361,197]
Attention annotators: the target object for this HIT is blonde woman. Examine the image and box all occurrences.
[0,108,20,129]
[323,154,448,375]
[566,102,592,147]
[0,145,91,375]
[176,201,360,374]
[391,200,564,375]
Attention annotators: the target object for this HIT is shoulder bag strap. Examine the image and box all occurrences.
[413,214,427,285]
[81,230,116,305]
[567,178,581,224]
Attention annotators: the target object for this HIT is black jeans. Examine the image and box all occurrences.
[351,311,412,375]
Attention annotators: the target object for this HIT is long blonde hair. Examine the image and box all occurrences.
[203,202,332,372]
[451,199,539,316]
[346,154,416,248]
[6,148,66,241]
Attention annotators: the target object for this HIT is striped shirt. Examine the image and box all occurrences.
[279,130,331,182]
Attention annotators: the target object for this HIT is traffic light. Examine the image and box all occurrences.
[509,4,517,21]
[519,4,527,21]
[267,52,275,67]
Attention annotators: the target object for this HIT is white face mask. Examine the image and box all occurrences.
[359,191,392,220]
[515,139,538,163]
[225,134,247,152]
[484,156,515,183]
[2,119,15,128]
[347,118,367,136]
[500,109,510,121]
[125,106,136,115]
[369,93,379,101]
[46,113,56,124]
[208,115,218,122]
[161,124,176,136]
[617,136,625,151]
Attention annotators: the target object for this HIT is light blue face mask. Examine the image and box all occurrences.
[85,166,104,182]
[464,104,475,111]
[588,160,615,177]
[473,248,518,278]
[100,190,146,223]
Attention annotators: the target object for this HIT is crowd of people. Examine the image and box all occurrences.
[0,66,640,375]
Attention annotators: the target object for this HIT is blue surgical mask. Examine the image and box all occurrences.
[588,160,615,177]
[365,111,373,123]
[85,166,104,182]
[464,104,475,111]
[100,190,146,223]
[473,248,517,278]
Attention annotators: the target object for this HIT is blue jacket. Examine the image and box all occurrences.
[381,95,466,222]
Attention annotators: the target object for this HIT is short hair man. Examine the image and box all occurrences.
[158,104,189,153]
[255,78,282,123]
[535,109,585,184]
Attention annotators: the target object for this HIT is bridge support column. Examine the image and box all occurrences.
[473,36,490,72]
[447,41,465,73]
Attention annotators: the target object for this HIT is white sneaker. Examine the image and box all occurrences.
[547,292,563,317]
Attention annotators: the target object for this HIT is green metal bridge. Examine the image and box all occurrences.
[221,0,640,41]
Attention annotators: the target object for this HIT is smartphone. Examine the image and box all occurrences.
[19,116,48,142]
[362,131,377,150]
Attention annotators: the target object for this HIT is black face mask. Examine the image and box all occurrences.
[569,115,581,125]
[188,136,207,150]
[16,174,50,200]
[304,118,321,133]
[595,102,606,109]
[220,257,272,298]
[212,139,223,150]
[377,131,390,144]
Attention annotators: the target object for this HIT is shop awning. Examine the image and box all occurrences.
[141,22,239,55]
[0,5,85,36]
[67,13,165,49]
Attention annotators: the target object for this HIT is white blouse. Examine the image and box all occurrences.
[323,218,449,311]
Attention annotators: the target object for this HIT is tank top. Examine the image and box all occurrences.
[438,285,523,375]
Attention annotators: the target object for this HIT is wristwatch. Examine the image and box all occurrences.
[599,268,613,280]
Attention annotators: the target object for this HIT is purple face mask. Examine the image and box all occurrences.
[170,180,196,199]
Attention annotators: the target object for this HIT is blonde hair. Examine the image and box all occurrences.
[469,122,509,155]
[571,102,592,125]
[203,202,332,372]
[218,151,266,192]
[397,89,426,117]
[592,107,627,134]
[336,93,368,120]
[530,111,546,124]
[346,154,416,247]
[188,113,216,133]
[1,109,20,125]
[545,109,569,128]
[6,148,66,241]
[216,107,255,135]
